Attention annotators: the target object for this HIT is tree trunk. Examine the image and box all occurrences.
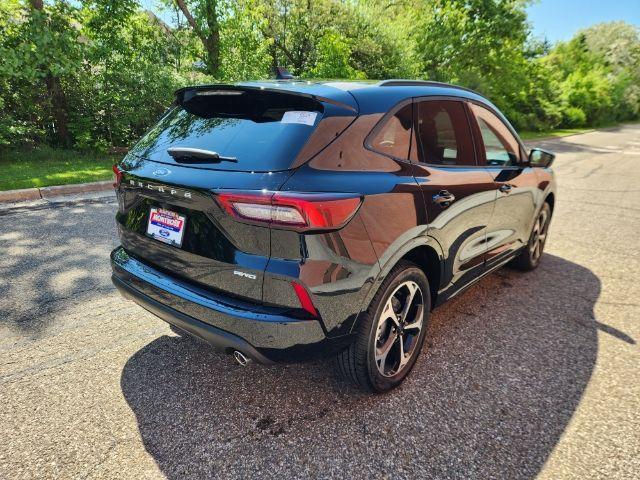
[30,0,71,146]
[202,0,220,75]
[45,75,71,147]
[202,36,220,77]
[174,0,221,77]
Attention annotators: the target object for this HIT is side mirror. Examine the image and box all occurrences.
[529,148,555,168]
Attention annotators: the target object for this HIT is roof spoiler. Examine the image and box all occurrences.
[174,84,358,113]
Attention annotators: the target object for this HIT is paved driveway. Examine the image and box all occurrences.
[1,125,639,479]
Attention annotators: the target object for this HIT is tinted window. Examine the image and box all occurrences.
[415,100,475,166]
[470,103,520,166]
[369,104,412,160]
[129,89,324,171]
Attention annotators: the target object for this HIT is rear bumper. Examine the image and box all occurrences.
[112,274,275,364]
[111,247,350,363]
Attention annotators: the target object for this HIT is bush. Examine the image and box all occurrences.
[308,31,366,79]
[562,107,587,127]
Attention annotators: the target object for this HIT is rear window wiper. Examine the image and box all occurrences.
[167,147,238,163]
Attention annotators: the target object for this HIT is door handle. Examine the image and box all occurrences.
[432,189,455,207]
[499,184,512,193]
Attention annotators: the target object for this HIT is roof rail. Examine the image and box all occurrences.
[378,79,482,96]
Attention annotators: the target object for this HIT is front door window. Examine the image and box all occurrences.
[470,103,520,166]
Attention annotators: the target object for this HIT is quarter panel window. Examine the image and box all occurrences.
[368,104,413,160]
[470,104,520,166]
[414,100,475,166]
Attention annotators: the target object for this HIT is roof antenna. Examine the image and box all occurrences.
[274,66,293,80]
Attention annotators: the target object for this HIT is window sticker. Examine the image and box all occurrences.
[281,111,318,126]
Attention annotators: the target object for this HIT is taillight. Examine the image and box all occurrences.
[215,191,362,231]
[112,164,123,188]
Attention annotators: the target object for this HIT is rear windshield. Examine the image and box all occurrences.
[129,89,324,171]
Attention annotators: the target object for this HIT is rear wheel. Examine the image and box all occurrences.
[334,261,430,393]
[511,202,552,271]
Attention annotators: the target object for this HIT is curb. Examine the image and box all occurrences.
[523,129,600,144]
[0,180,113,204]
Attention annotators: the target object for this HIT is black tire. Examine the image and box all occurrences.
[334,260,431,393]
[511,202,552,271]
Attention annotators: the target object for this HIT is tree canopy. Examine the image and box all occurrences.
[1,0,638,150]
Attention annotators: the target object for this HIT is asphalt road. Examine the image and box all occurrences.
[1,125,639,479]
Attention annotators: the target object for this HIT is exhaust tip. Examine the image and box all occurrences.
[233,350,250,366]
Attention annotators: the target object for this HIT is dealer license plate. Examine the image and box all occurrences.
[146,207,186,247]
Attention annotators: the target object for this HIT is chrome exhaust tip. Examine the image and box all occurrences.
[233,350,250,366]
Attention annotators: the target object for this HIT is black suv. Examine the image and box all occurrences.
[111,80,556,392]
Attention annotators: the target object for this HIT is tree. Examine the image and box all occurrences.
[581,22,640,118]
[29,0,70,147]
[581,22,640,70]
[249,0,414,79]
[254,0,336,75]
[74,0,194,149]
[218,1,271,80]
[411,0,530,85]
[543,27,640,126]
[2,0,639,151]
[309,31,365,79]
[31,0,77,146]
[173,0,222,77]
[0,0,84,146]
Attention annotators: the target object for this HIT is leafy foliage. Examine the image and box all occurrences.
[0,0,638,151]
[309,31,365,79]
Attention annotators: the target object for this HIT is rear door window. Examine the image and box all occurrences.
[129,89,324,172]
[414,100,476,166]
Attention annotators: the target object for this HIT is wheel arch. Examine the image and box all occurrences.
[401,245,442,308]
[350,237,444,335]
[545,192,555,214]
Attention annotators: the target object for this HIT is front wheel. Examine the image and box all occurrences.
[511,202,552,271]
[334,261,430,393]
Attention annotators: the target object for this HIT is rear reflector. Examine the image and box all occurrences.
[112,164,123,188]
[292,281,318,317]
[215,191,362,232]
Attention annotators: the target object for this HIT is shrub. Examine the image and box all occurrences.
[562,107,587,127]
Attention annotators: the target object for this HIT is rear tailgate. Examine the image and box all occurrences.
[115,84,357,304]
[116,161,291,304]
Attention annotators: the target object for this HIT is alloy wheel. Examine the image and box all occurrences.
[374,281,425,377]
[529,208,549,262]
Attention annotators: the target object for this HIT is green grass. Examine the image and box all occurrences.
[519,127,595,141]
[0,147,120,191]
[520,120,640,141]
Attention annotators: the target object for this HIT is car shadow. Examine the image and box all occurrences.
[121,253,604,478]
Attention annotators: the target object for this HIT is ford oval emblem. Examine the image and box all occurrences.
[152,168,171,176]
